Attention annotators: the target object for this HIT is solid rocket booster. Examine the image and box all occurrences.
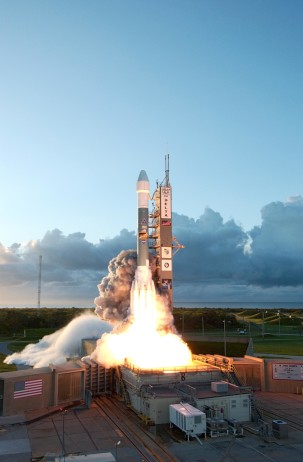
[136,170,150,268]
[130,170,156,325]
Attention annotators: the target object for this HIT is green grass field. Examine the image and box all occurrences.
[4,328,57,353]
[0,328,57,371]
[0,353,16,372]
[1,315,303,374]
[186,339,248,357]
[253,334,303,355]
[184,332,303,356]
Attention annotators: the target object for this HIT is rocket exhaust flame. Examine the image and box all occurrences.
[91,169,193,370]
[130,268,157,329]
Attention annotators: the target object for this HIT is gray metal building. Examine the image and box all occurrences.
[0,362,86,417]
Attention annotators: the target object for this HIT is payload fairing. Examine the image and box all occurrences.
[136,170,150,272]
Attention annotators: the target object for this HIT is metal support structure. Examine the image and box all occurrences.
[148,156,184,310]
[223,320,227,356]
[61,409,68,461]
[115,440,121,461]
[37,255,42,309]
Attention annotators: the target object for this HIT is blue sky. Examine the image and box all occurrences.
[1,0,303,307]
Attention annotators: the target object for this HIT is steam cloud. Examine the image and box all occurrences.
[4,313,112,368]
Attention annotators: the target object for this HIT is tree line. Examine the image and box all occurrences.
[0,308,93,335]
[0,307,241,335]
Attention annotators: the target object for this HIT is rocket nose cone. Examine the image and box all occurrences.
[138,170,149,182]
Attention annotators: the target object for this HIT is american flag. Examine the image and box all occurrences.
[14,379,43,399]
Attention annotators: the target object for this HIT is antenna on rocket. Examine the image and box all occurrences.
[37,255,42,309]
[165,153,170,186]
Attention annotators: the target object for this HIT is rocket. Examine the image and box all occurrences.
[136,170,150,271]
[130,160,176,323]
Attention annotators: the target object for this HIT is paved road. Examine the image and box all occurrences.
[0,342,11,355]
[0,342,31,370]
[256,353,303,359]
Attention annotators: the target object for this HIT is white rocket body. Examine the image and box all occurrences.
[136,170,150,270]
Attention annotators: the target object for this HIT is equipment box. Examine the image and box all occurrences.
[170,403,206,438]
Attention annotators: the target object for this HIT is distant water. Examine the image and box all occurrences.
[174,301,303,310]
[1,302,303,310]
[0,305,90,309]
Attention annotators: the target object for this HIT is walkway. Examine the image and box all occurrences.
[0,342,11,356]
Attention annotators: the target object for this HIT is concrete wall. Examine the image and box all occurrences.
[127,388,180,424]
[233,356,303,393]
[233,356,263,391]
[196,394,251,422]
[263,359,303,393]
[146,397,180,424]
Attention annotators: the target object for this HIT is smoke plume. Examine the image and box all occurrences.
[94,250,137,322]
[91,247,181,368]
[94,249,160,323]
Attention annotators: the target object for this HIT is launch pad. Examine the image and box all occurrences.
[116,356,251,426]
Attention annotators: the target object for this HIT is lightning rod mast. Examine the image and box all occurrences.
[37,255,42,309]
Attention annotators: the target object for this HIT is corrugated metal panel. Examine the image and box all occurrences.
[83,360,113,396]
[0,379,3,416]
[58,372,82,403]
[0,367,51,379]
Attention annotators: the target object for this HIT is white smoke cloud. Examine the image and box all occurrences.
[4,313,112,368]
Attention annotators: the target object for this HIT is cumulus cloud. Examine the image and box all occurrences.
[173,208,249,282]
[246,196,303,287]
[1,196,303,306]
[0,228,136,307]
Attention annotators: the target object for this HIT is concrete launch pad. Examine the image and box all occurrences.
[1,393,303,462]
[119,358,252,426]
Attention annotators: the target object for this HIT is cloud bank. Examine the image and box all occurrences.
[1,196,303,306]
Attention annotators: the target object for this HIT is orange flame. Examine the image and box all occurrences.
[92,281,193,369]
